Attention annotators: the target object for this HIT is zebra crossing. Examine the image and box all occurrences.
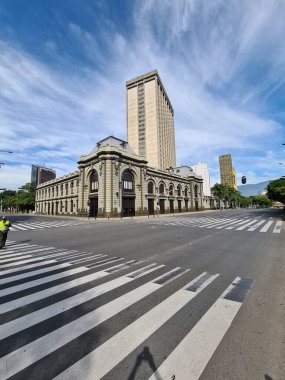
[9,220,90,232]
[142,215,283,234]
[0,241,254,380]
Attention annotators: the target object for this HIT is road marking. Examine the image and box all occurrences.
[149,277,254,380]
[260,220,274,232]
[0,269,110,314]
[0,251,61,269]
[0,260,57,276]
[54,273,217,380]
[152,267,190,285]
[127,263,164,278]
[0,255,32,264]
[273,221,282,233]
[0,266,89,297]
[236,219,258,231]
[0,262,72,286]
[247,219,266,231]
[216,219,243,229]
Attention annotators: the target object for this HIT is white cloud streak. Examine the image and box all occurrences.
[0,0,285,189]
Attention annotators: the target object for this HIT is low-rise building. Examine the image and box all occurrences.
[35,136,204,217]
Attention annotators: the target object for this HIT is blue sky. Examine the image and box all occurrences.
[0,0,285,190]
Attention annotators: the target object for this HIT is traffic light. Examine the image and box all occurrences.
[241,176,246,184]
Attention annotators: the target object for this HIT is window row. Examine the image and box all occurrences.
[37,180,79,199]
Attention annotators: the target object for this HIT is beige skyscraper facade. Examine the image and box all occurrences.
[126,70,176,170]
[219,154,237,189]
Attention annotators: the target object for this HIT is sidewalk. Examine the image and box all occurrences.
[10,208,227,222]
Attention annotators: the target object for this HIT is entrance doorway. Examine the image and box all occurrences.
[169,200,174,213]
[148,199,154,215]
[159,199,165,214]
[89,197,98,217]
[178,200,182,212]
[195,200,199,211]
[122,197,135,216]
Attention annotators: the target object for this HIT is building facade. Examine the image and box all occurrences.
[190,162,211,196]
[126,70,176,170]
[31,165,56,185]
[35,137,203,217]
[219,154,237,190]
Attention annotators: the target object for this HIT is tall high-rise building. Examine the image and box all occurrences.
[31,165,56,185]
[126,70,176,170]
[219,154,237,190]
[190,162,211,196]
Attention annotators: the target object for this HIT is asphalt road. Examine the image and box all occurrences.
[0,208,284,380]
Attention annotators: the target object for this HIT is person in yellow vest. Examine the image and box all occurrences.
[0,216,12,249]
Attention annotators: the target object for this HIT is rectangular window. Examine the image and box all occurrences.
[123,181,133,190]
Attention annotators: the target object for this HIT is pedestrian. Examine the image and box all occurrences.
[156,204,160,217]
[0,216,12,250]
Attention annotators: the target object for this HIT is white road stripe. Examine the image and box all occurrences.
[148,298,241,380]
[236,219,258,231]
[260,220,274,232]
[54,278,214,380]
[216,218,243,229]
[0,267,89,297]
[0,244,38,252]
[225,219,250,229]
[149,277,252,380]
[0,266,171,341]
[273,221,282,233]
[0,255,32,264]
[0,282,163,379]
[0,268,113,314]
[0,260,57,276]
[0,251,37,259]
[12,223,37,230]
[0,252,60,269]
[247,220,266,231]
[8,225,27,231]
[0,263,72,286]
[205,219,234,229]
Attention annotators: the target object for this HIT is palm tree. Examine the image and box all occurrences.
[211,183,229,209]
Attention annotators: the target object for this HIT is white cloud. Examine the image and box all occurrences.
[1,0,285,189]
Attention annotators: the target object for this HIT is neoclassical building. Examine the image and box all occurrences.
[35,136,204,217]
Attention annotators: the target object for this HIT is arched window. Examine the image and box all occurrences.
[177,185,182,196]
[90,170,99,192]
[169,184,174,196]
[122,170,134,192]
[184,187,188,197]
[147,181,154,194]
[159,183,165,195]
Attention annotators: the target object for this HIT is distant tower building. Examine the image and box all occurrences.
[126,70,176,170]
[31,165,56,185]
[191,162,211,196]
[219,154,237,190]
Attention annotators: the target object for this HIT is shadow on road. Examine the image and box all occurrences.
[128,346,161,380]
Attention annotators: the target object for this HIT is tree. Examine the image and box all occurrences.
[17,183,36,211]
[239,196,252,208]
[267,178,285,204]
[211,183,241,209]
[250,195,273,208]
[0,183,36,212]
[211,183,229,208]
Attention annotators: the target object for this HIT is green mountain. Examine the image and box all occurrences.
[238,180,271,196]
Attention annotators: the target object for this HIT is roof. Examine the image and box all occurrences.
[89,136,136,155]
